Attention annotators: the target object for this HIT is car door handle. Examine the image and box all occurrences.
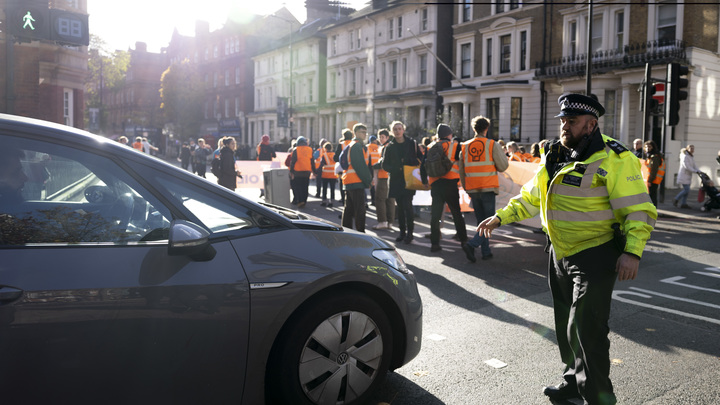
[0,286,23,303]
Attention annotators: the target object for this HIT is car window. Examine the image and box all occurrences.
[0,135,172,246]
[149,172,282,234]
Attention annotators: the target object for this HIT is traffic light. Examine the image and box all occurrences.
[665,62,689,126]
[640,63,659,113]
[6,2,50,41]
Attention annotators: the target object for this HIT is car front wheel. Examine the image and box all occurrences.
[271,292,393,405]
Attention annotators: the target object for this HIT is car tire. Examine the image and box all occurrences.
[270,292,393,405]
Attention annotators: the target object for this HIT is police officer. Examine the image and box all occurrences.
[477,93,657,405]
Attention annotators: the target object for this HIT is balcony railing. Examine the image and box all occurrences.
[535,39,687,79]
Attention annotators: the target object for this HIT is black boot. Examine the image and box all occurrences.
[395,231,406,242]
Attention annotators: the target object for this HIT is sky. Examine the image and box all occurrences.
[88,0,369,53]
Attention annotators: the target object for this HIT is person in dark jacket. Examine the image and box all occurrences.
[218,137,241,191]
[341,123,372,232]
[381,120,422,244]
[335,129,353,205]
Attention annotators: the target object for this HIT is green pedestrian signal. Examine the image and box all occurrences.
[7,5,49,41]
[23,11,37,30]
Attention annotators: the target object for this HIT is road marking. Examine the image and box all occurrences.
[660,276,720,293]
[628,287,720,309]
[613,290,720,325]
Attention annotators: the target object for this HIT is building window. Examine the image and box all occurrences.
[591,15,603,53]
[520,31,527,71]
[350,30,355,50]
[391,61,398,89]
[419,54,428,85]
[510,97,522,142]
[350,68,356,95]
[381,62,387,91]
[657,3,676,45]
[496,2,504,14]
[213,72,218,88]
[389,19,394,40]
[462,1,471,23]
[235,97,240,117]
[332,35,338,55]
[225,70,230,86]
[308,78,313,102]
[500,34,511,73]
[63,88,73,127]
[461,43,472,79]
[213,45,218,58]
[603,91,617,138]
[569,21,577,58]
[225,99,230,118]
[510,0,519,10]
[356,28,362,49]
[236,67,241,85]
[615,11,625,50]
[330,72,336,98]
[397,16,403,38]
[421,8,428,31]
[487,98,499,140]
[402,58,407,88]
[486,38,492,76]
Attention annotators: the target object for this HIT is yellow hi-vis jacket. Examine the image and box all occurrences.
[495,134,657,260]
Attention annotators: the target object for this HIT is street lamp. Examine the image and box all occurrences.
[269,13,296,140]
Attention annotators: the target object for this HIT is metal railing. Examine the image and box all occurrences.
[536,39,687,79]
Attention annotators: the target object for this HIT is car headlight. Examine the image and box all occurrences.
[372,249,410,274]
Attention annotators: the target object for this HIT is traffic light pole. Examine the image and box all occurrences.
[5,33,15,114]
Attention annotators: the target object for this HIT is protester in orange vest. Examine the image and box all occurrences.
[371,129,395,230]
[341,123,372,232]
[319,142,337,207]
[367,135,381,206]
[132,136,144,151]
[642,140,664,207]
[425,124,467,252]
[289,136,315,208]
[529,142,542,163]
[459,116,509,262]
[507,141,528,162]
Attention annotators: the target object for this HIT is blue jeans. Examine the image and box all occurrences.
[466,192,496,257]
[675,184,690,205]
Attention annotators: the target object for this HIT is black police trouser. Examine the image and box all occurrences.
[430,178,467,245]
[549,240,619,405]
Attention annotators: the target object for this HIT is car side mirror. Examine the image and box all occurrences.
[168,220,216,261]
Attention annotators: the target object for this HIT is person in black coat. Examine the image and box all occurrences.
[381,121,422,244]
[218,137,241,191]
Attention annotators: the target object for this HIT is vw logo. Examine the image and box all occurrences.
[337,352,349,365]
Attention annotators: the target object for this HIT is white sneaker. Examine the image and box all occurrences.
[373,221,388,230]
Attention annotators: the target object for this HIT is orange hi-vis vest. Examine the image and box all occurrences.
[293,145,313,172]
[342,141,368,186]
[133,141,143,151]
[428,139,460,185]
[377,144,390,179]
[321,151,336,179]
[461,137,499,191]
[368,143,381,166]
[509,151,527,162]
[642,156,665,185]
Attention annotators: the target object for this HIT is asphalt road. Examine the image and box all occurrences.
[187,161,720,405]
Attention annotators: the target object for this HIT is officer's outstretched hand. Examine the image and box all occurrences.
[616,253,640,281]
[476,215,501,239]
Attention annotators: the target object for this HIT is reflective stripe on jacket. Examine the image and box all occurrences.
[342,140,368,186]
[321,151,336,179]
[368,143,381,166]
[377,144,389,179]
[496,134,657,260]
[428,139,460,185]
[461,137,498,191]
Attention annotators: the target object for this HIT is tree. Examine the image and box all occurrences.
[86,35,130,133]
[160,59,204,141]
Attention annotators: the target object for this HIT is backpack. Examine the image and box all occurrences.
[211,157,222,177]
[338,144,351,171]
[425,140,454,178]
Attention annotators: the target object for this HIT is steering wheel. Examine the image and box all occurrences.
[109,192,135,232]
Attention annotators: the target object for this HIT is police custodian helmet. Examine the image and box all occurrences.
[555,93,606,118]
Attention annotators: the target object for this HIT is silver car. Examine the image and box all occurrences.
[0,114,422,404]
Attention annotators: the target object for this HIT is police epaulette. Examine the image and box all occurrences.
[605,139,628,155]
